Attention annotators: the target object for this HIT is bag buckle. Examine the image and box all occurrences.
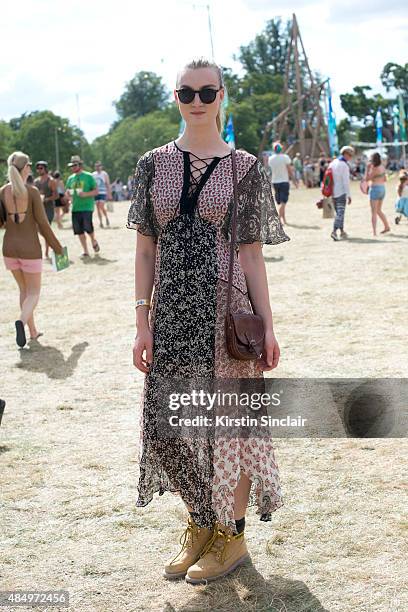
[245,334,262,359]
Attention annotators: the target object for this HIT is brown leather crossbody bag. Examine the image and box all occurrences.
[225,149,265,361]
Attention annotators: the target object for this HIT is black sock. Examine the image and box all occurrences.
[188,511,200,524]
[235,517,245,534]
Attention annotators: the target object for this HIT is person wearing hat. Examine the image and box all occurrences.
[0,151,63,347]
[268,142,294,224]
[328,145,354,241]
[65,155,100,258]
[34,160,58,259]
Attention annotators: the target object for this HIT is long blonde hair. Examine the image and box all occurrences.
[177,58,226,134]
[7,151,30,198]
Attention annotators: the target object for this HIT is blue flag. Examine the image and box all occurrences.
[375,109,383,145]
[399,93,407,141]
[326,80,339,156]
[224,114,236,149]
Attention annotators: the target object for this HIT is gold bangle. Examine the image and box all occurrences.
[135,298,151,309]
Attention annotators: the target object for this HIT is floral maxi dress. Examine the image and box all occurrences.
[127,141,290,530]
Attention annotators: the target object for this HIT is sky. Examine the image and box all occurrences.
[1,0,407,142]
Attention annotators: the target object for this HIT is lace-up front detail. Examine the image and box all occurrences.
[187,153,218,199]
[179,148,226,216]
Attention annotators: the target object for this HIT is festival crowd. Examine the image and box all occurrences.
[1,141,407,351]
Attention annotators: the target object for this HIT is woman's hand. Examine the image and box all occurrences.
[259,329,280,371]
[133,327,153,373]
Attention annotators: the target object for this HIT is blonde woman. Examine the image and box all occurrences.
[128,59,289,584]
[0,152,63,347]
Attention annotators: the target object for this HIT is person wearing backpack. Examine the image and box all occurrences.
[326,146,354,241]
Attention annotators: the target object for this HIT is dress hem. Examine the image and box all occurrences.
[135,485,284,525]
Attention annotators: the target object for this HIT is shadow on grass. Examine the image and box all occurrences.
[263,256,284,263]
[285,223,321,230]
[164,559,327,611]
[16,341,89,380]
[390,232,408,239]
[345,237,401,244]
[81,255,118,266]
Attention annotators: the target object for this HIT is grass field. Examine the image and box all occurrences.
[1,179,407,611]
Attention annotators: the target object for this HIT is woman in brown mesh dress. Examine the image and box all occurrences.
[1,152,63,348]
[128,59,290,584]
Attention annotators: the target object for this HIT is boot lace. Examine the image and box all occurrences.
[200,525,241,565]
[179,520,199,550]
[170,519,199,564]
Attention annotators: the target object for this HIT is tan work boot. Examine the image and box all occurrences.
[185,522,250,584]
[164,517,213,580]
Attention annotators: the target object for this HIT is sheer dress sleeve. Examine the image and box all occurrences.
[221,159,290,246]
[127,151,159,243]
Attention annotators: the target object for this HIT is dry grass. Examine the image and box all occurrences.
[1,179,407,611]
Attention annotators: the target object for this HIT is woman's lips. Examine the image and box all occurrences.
[191,111,205,115]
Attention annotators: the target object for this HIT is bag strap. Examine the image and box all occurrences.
[226,148,238,316]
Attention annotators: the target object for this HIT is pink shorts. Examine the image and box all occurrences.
[3,257,43,273]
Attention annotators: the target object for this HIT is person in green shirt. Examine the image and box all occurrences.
[66,155,100,258]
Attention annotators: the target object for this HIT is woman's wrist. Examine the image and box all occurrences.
[135,306,150,330]
[136,320,150,334]
[265,327,275,336]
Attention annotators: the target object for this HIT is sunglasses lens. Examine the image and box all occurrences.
[200,88,217,104]
[178,88,195,104]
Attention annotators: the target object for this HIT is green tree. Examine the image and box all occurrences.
[340,86,393,124]
[91,133,111,167]
[114,71,170,121]
[0,121,15,182]
[11,111,89,173]
[236,18,290,78]
[336,118,354,149]
[227,101,260,155]
[92,110,179,181]
[340,85,396,143]
[380,62,408,94]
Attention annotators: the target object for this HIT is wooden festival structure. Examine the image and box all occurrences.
[259,14,329,159]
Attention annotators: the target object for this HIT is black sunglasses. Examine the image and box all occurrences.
[176,86,222,105]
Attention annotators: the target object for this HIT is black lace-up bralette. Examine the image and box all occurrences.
[176,143,231,216]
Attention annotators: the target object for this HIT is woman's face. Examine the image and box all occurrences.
[175,67,224,130]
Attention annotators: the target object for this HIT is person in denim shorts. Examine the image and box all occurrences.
[365,152,390,236]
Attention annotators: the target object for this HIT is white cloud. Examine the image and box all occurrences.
[328,0,408,21]
[241,0,315,9]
